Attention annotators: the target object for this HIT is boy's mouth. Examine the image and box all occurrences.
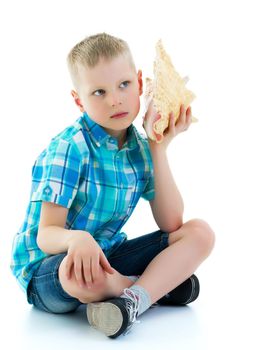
[111,112,128,119]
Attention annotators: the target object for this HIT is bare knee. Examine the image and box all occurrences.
[169,219,215,257]
[58,256,108,304]
[183,218,215,256]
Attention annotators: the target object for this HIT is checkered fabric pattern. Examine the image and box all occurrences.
[11,112,155,292]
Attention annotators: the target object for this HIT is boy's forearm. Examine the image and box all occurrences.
[37,226,90,255]
[149,143,184,231]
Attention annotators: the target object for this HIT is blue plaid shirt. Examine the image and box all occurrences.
[11,112,155,292]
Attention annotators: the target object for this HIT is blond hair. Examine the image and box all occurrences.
[67,32,136,89]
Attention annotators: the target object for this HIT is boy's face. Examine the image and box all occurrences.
[72,54,143,140]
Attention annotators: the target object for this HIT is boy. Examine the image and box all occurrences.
[11,33,215,338]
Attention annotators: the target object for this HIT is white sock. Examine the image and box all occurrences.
[126,275,139,283]
[121,285,151,316]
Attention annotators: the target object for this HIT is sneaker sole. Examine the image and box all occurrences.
[87,302,124,337]
[184,274,200,304]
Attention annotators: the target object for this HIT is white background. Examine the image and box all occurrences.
[1,0,280,349]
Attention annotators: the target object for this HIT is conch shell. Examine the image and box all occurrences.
[143,40,198,143]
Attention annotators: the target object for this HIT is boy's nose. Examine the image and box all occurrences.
[108,92,122,106]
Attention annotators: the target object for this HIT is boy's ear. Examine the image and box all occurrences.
[71,90,85,112]
[137,70,143,96]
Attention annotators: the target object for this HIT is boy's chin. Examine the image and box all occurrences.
[109,117,136,128]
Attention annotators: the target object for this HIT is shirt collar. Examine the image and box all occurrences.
[81,112,139,151]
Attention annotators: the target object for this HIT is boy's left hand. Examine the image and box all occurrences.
[148,104,192,151]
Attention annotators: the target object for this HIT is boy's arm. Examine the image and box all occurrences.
[146,104,193,233]
[37,202,90,254]
[148,143,184,233]
[37,202,114,286]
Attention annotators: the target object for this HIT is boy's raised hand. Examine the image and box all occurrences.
[143,75,193,149]
[160,104,192,150]
[65,231,114,289]
[145,103,192,151]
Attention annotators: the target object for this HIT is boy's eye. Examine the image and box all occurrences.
[93,89,105,96]
[92,81,130,96]
[120,81,130,88]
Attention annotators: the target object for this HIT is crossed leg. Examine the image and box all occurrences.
[135,218,215,303]
[58,218,215,304]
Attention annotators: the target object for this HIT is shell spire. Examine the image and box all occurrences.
[143,40,197,143]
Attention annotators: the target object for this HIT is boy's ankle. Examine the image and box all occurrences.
[106,272,134,298]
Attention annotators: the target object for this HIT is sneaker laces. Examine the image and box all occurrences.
[122,288,140,335]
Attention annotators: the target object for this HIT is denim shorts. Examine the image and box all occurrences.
[27,229,169,314]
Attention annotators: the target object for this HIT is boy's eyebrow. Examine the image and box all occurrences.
[90,75,135,91]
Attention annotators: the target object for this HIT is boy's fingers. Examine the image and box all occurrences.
[186,106,192,125]
[181,104,187,119]
[82,257,92,284]
[168,112,175,127]
[65,255,73,279]
[100,253,114,274]
[91,256,99,281]
[74,257,83,287]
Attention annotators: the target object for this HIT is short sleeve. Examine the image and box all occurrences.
[30,139,82,208]
[141,175,155,201]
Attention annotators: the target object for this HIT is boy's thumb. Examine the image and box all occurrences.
[101,254,115,274]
